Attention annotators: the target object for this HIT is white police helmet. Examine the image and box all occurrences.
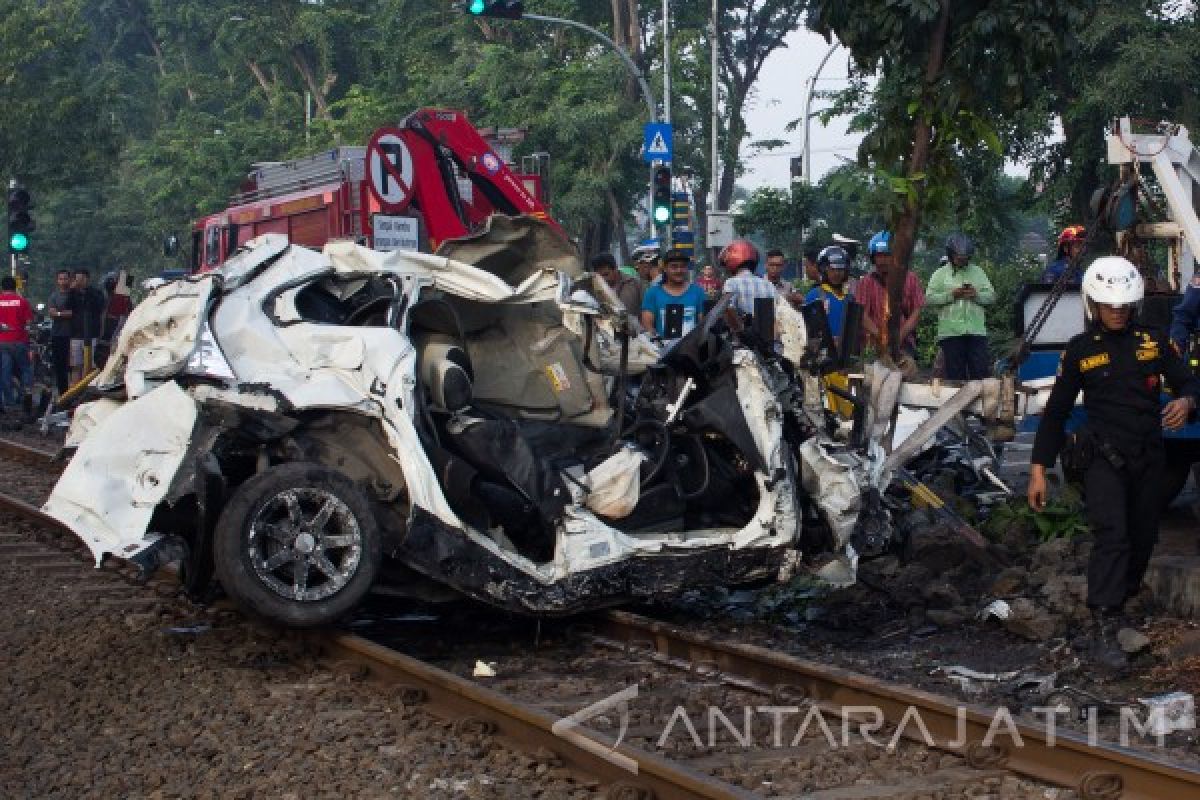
[1081,256,1143,320]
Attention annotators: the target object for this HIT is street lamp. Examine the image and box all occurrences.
[801,42,840,185]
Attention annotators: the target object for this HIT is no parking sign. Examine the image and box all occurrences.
[366,127,416,212]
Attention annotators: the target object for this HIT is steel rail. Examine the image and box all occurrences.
[6,438,1195,797]
[0,437,58,468]
[596,610,1200,800]
[0,468,748,797]
[0,489,68,531]
[316,631,753,799]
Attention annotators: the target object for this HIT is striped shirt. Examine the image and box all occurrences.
[854,269,926,350]
[723,270,778,317]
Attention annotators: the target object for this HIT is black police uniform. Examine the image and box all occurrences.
[1031,324,1200,611]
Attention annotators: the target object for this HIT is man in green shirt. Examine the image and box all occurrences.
[926,233,995,379]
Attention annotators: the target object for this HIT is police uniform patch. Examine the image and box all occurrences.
[1136,344,1160,361]
[1080,353,1110,371]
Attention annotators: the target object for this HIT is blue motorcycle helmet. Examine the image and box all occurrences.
[867,231,892,259]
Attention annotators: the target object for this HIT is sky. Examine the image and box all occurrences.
[739,29,863,193]
[737,27,1040,194]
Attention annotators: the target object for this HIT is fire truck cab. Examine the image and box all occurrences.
[192,108,556,270]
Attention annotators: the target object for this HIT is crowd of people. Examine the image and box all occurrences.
[588,227,1007,383]
[0,268,130,419]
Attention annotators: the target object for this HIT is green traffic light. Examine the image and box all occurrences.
[468,0,485,12]
[9,232,27,252]
[653,205,671,225]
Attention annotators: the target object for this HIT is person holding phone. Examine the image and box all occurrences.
[640,249,706,344]
[926,233,995,379]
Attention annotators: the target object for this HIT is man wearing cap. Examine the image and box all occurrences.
[633,248,662,288]
[641,250,706,343]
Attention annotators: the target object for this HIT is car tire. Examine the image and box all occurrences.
[214,462,382,628]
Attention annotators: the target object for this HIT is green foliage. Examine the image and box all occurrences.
[983,485,1089,544]
[1025,1,1200,221]
[807,0,1085,271]
[805,165,889,248]
[734,184,816,256]
[0,0,817,281]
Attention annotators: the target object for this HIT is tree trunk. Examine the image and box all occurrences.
[624,0,642,61]
[143,29,167,78]
[247,60,272,95]
[608,187,629,264]
[290,48,332,119]
[886,0,952,361]
[716,95,746,210]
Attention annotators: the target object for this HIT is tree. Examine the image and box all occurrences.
[1024,1,1200,223]
[0,0,119,187]
[808,0,1085,359]
[734,184,815,257]
[712,2,807,211]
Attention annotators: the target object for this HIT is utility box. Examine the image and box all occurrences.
[707,211,735,248]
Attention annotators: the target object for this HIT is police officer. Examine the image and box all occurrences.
[1027,256,1199,669]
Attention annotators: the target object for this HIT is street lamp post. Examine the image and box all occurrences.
[523,13,657,124]
[802,42,840,184]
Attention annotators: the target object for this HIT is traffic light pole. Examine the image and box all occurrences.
[522,13,657,124]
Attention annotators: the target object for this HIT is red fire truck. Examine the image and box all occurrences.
[191,108,558,271]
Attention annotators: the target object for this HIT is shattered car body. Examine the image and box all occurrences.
[45,217,1016,628]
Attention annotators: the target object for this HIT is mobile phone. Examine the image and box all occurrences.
[663,303,685,339]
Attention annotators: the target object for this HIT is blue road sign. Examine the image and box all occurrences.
[643,123,673,164]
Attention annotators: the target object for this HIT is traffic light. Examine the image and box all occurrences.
[464,0,524,18]
[6,184,33,254]
[651,165,672,226]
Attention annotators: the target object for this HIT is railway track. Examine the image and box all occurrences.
[2,436,1198,798]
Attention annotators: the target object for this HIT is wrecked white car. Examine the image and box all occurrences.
[45,218,1009,628]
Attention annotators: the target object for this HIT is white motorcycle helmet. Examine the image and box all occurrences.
[1081,255,1143,321]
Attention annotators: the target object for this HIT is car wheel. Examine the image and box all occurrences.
[214,462,382,627]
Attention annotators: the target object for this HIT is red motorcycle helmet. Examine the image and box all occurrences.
[1057,225,1086,247]
[719,239,759,272]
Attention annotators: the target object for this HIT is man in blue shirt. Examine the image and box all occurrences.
[641,249,707,343]
[804,245,853,343]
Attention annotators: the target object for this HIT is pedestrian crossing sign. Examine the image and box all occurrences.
[643,123,673,164]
